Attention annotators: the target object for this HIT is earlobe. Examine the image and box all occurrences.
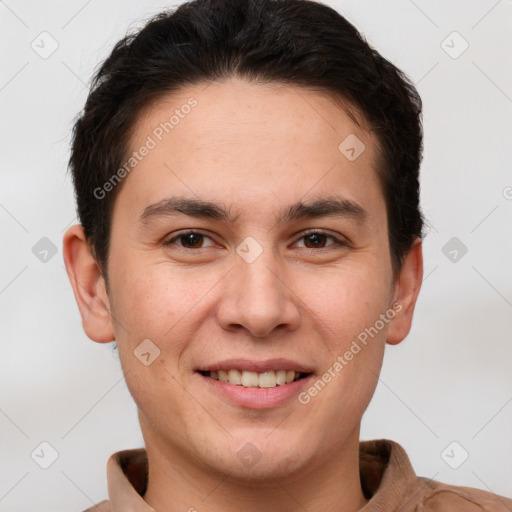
[386,237,423,346]
[62,225,115,343]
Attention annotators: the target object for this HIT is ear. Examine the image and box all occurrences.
[386,237,423,346]
[62,225,115,343]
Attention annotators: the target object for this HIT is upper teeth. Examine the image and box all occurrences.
[209,369,302,388]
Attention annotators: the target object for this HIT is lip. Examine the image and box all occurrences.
[196,358,315,374]
[197,371,315,409]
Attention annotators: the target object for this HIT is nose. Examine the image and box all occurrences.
[215,248,301,339]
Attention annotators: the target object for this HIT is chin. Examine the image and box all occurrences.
[203,433,314,482]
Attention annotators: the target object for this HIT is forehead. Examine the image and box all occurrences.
[116,78,385,227]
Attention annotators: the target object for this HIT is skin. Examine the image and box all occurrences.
[63,77,423,512]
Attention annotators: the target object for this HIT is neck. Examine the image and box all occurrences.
[141,426,369,512]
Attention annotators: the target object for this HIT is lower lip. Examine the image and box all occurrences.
[197,372,314,409]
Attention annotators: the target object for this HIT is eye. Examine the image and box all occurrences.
[164,229,349,251]
[165,230,217,249]
[294,230,347,249]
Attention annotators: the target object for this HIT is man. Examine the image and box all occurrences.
[63,0,512,510]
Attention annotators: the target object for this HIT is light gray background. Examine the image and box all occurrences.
[1,0,511,510]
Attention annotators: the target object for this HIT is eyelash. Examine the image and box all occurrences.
[164,229,349,251]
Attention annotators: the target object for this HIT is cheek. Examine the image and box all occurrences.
[304,271,389,417]
[301,262,392,341]
[108,259,223,352]
[110,271,176,344]
[108,263,198,427]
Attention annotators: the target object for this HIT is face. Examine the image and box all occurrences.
[69,77,420,481]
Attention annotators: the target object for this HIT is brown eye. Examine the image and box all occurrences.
[302,233,329,248]
[179,233,205,248]
[165,231,216,249]
[296,230,345,249]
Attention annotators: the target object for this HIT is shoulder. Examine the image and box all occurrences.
[81,499,111,512]
[412,477,512,511]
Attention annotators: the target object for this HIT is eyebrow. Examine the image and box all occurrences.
[139,195,368,226]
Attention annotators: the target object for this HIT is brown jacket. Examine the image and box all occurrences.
[83,439,512,511]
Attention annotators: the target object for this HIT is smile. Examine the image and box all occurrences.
[198,369,310,388]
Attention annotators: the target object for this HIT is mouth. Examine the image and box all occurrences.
[197,369,312,388]
[195,360,315,409]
